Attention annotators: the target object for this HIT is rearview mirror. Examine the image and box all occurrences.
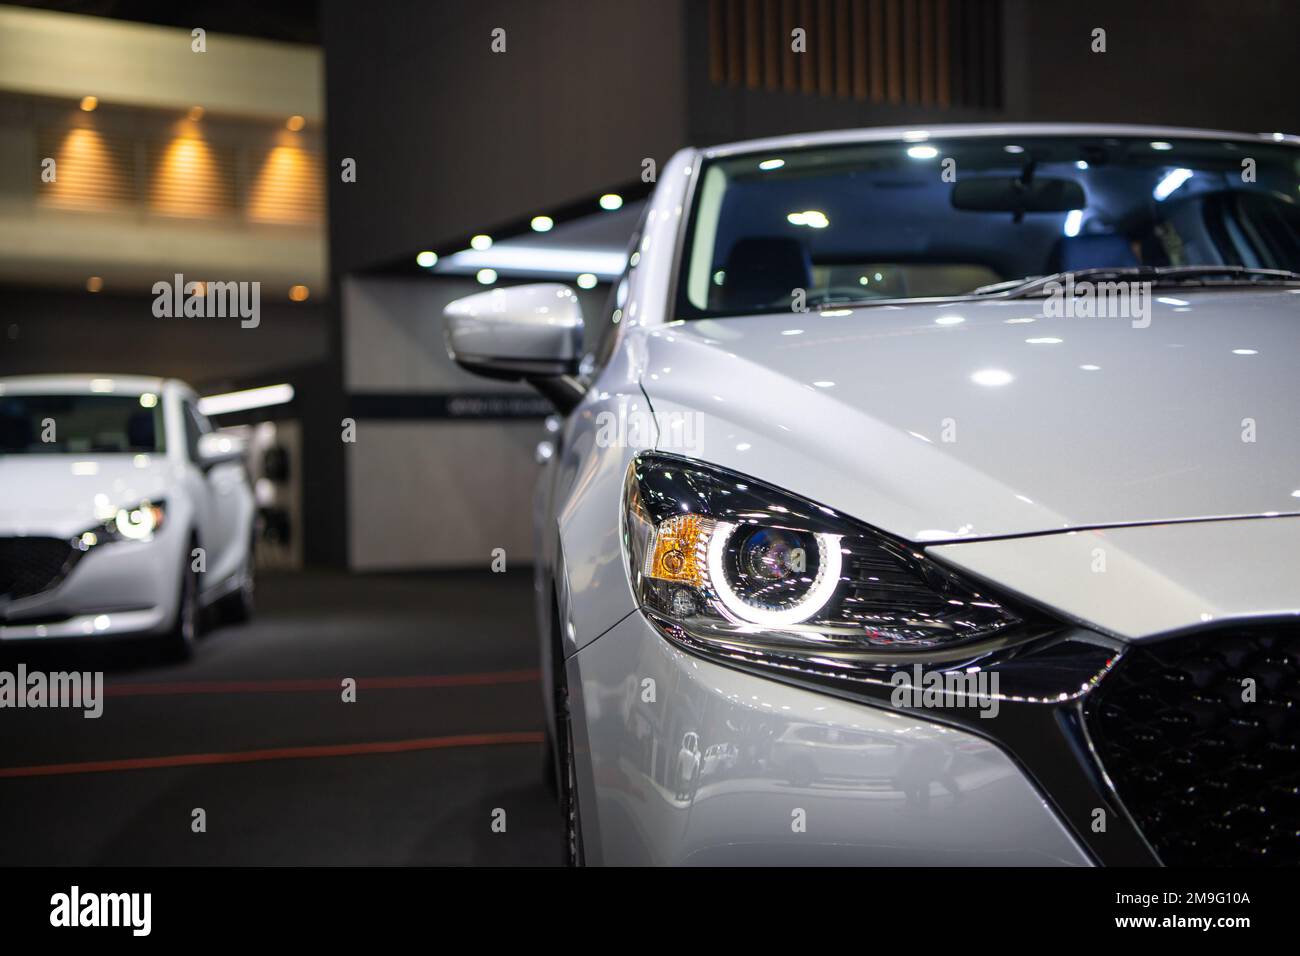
[444,283,586,411]
[197,432,245,469]
[951,176,1086,213]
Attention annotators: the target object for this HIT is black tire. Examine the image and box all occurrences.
[164,558,201,659]
[221,535,256,625]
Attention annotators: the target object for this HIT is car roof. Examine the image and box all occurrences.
[0,374,183,397]
[702,123,1300,159]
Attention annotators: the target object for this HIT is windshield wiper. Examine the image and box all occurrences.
[981,265,1300,298]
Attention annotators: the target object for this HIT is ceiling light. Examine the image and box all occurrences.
[907,145,939,159]
[198,384,295,416]
[758,158,785,171]
[80,96,98,112]
[476,268,498,285]
[530,215,554,232]
[599,193,623,211]
[470,234,493,250]
[576,273,598,289]
[416,250,438,268]
[286,115,305,131]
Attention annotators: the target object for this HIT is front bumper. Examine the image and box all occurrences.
[0,530,183,640]
[569,611,1113,865]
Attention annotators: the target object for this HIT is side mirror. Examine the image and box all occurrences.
[197,432,245,470]
[444,283,586,412]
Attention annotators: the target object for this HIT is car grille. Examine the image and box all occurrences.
[0,536,82,600]
[1085,625,1300,866]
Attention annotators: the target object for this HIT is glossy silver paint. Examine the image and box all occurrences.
[569,611,1090,866]
[444,283,584,376]
[931,516,1300,641]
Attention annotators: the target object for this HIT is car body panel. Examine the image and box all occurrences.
[636,291,1300,542]
[929,515,1300,641]
[568,611,1092,866]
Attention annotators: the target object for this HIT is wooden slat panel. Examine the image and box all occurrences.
[37,125,137,210]
[919,0,934,106]
[709,0,726,84]
[745,0,761,88]
[817,0,833,96]
[936,0,950,107]
[835,0,852,97]
[763,0,782,90]
[885,0,901,103]
[727,0,744,87]
[799,0,816,93]
[782,0,799,92]
[850,0,868,99]
[869,0,885,102]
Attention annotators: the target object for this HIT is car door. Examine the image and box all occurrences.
[181,399,240,587]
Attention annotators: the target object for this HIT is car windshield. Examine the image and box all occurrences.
[0,393,165,454]
[678,135,1300,318]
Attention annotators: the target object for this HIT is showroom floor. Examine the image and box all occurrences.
[0,571,565,865]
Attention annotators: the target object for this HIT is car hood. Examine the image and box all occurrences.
[637,288,1300,541]
[0,454,173,537]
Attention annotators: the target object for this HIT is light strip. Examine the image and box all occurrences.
[705,521,843,626]
[434,245,627,279]
[198,383,295,416]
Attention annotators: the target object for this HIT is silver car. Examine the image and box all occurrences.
[445,124,1300,866]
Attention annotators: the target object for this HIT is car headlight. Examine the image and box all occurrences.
[622,454,1029,670]
[77,499,166,549]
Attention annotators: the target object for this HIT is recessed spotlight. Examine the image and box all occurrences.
[286,115,305,131]
[476,268,497,285]
[416,250,438,268]
[907,145,939,160]
[576,273,598,289]
[289,285,309,301]
[758,158,785,171]
[80,96,98,112]
[1150,141,1173,151]
[86,276,103,292]
[188,106,205,121]
[1003,144,1025,154]
[599,193,623,211]
[470,234,493,250]
[530,215,554,232]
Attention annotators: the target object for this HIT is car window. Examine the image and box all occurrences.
[0,394,165,454]
[581,207,649,378]
[678,136,1300,318]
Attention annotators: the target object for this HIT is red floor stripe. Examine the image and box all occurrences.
[0,731,545,779]
[103,669,540,697]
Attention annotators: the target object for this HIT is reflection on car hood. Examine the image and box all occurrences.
[637,289,1300,541]
[0,454,171,537]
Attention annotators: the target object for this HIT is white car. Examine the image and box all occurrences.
[0,374,256,654]
[446,124,1300,866]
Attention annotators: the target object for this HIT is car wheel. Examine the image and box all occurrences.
[165,559,201,659]
[222,535,256,624]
